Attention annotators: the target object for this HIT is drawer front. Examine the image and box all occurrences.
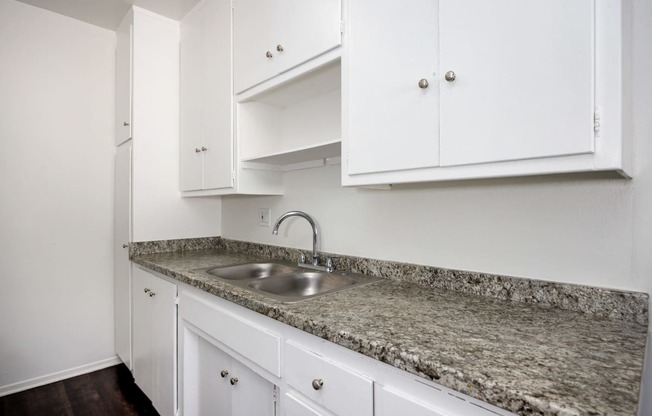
[284,393,328,416]
[285,341,373,416]
[179,291,281,376]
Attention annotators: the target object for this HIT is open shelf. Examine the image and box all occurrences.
[241,139,340,166]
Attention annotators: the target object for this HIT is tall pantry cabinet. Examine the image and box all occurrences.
[113,7,220,415]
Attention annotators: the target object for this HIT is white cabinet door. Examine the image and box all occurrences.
[201,0,234,190]
[181,322,276,416]
[115,14,132,146]
[284,393,327,416]
[233,0,341,93]
[179,5,204,191]
[114,141,132,369]
[439,0,594,167]
[344,0,439,175]
[132,266,177,416]
[180,0,234,192]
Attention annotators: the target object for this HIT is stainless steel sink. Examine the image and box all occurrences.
[196,262,380,303]
[249,272,355,297]
[205,262,298,280]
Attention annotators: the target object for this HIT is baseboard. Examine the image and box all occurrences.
[0,356,123,397]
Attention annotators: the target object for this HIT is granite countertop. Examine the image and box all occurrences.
[132,247,648,416]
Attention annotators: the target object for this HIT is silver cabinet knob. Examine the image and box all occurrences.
[149,291,156,297]
[122,244,128,249]
[418,79,429,89]
[266,51,273,58]
[123,121,130,126]
[312,379,324,390]
[230,377,238,385]
[276,44,284,52]
[195,148,201,153]
[201,146,207,152]
[444,71,456,82]
[220,370,229,378]
[144,288,150,293]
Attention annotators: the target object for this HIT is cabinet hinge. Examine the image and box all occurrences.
[231,0,236,9]
[593,109,601,134]
[175,409,182,416]
[175,295,179,305]
[340,20,345,33]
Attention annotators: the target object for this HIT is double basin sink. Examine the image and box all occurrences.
[196,262,380,303]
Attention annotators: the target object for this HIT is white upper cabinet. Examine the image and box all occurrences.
[439,0,593,167]
[180,0,234,192]
[115,15,132,145]
[233,0,342,93]
[343,0,631,186]
[345,0,439,175]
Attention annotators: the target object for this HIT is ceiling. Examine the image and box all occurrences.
[15,0,200,30]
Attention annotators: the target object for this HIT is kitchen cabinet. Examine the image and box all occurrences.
[115,14,132,146]
[233,0,342,94]
[132,266,177,416]
[342,0,631,186]
[179,0,234,192]
[181,325,277,416]
[114,140,132,369]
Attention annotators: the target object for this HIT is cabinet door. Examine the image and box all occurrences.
[179,6,204,191]
[439,0,594,166]
[116,15,132,146]
[274,0,341,74]
[284,393,327,416]
[345,0,439,175]
[132,267,178,416]
[114,141,132,369]
[233,0,341,93]
[132,267,154,400]
[187,334,232,415]
[233,0,278,93]
[231,359,276,416]
[201,0,234,190]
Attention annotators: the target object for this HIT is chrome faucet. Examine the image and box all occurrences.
[272,211,333,272]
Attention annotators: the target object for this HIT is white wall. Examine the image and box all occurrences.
[0,0,118,394]
[222,0,652,413]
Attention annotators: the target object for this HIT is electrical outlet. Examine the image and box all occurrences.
[258,208,271,227]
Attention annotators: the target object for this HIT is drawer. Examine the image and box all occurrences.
[179,291,281,376]
[285,341,373,416]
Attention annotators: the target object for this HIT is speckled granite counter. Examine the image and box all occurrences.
[131,245,648,416]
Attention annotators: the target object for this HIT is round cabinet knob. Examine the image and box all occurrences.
[201,146,207,152]
[220,370,229,378]
[266,51,273,58]
[230,377,238,385]
[195,148,201,153]
[444,71,456,82]
[144,288,150,293]
[122,244,128,249]
[276,44,284,52]
[418,78,429,89]
[123,121,130,127]
[149,292,156,297]
[312,379,324,390]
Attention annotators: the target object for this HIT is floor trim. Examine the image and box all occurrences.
[0,356,123,397]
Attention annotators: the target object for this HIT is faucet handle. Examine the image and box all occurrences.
[326,256,338,272]
[298,252,306,264]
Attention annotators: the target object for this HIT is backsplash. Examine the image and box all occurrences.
[131,237,649,324]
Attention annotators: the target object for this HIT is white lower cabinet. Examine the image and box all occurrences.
[181,326,277,416]
[131,266,177,416]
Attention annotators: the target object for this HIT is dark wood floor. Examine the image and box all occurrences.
[0,365,159,416]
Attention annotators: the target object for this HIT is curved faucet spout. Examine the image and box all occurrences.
[272,211,319,266]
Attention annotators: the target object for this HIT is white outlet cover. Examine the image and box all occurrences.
[259,208,271,227]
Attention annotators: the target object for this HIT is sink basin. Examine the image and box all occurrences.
[197,261,380,302]
[205,262,298,280]
[249,272,355,297]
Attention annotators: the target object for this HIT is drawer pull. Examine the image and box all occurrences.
[312,378,324,390]
[230,377,238,385]
[220,370,229,378]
